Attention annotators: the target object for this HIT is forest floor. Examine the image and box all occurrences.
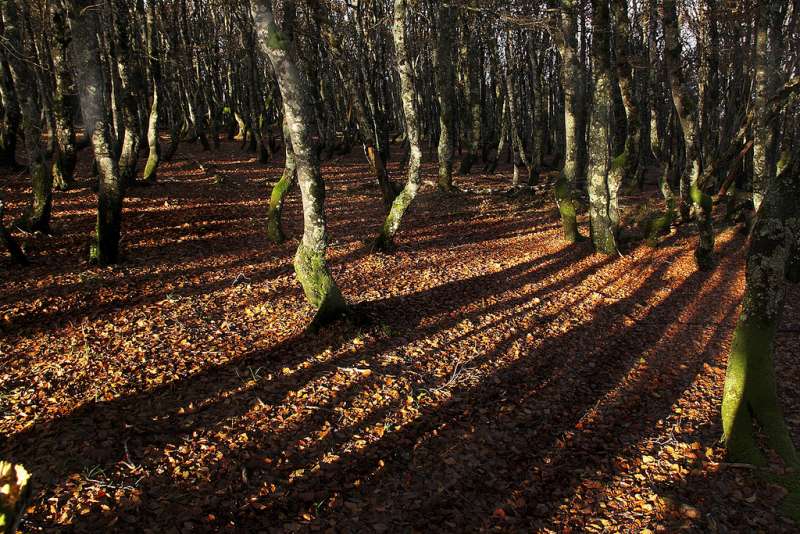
[1,139,799,533]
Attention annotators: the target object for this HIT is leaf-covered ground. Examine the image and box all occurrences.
[1,140,799,533]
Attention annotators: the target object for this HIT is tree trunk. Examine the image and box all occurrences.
[587,0,620,255]
[143,0,161,183]
[72,0,124,265]
[662,0,714,270]
[266,118,296,244]
[553,0,582,243]
[0,197,26,265]
[0,52,20,169]
[722,155,800,469]
[50,1,78,191]
[751,3,782,212]
[372,0,423,252]
[250,0,347,325]
[433,4,456,191]
[114,0,143,187]
[611,0,642,186]
[2,0,51,234]
[458,2,481,176]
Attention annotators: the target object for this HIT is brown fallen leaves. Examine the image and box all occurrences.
[1,140,799,532]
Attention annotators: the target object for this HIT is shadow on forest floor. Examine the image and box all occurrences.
[1,140,797,532]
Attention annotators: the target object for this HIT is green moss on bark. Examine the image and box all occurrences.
[294,243,346,324]
[266,169,294,243]
[554,175,580,243]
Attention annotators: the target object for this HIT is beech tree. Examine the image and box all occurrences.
[251,0,347,324]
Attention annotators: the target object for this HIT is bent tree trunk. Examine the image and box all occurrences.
[72,1,124,265]
[722,156,800,470]
[266,118,296,243]
[372,0,423,252]
[1,0,52,233]
[587,0,620,254]
[251,0,346,324]
[143,0,161,183]
[662,0,714,270]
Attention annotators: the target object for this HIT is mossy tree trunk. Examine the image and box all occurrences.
[433,4,456,191]
[662,0,715,270]
[611,0,642,187]
[552,0,582,243]
[372,0,423,252]
[266,118,296,244]
[722,155,800,470]
[251,0,347,325]
[49,1,78,191]
[1,0,52,234]
[587,0,620,255]
[143,0,161,184]
[72,0,124,265]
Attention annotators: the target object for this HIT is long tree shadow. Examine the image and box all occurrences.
[2,232,747,531]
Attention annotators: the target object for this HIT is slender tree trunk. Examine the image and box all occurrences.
[308,0,399,207]
[611,0,641,186]
[266,118,296,243]
[72,0,124,265]
[372,0,423,252]
[505,37,533,186]
[458,2,481,176]
[143,0,161,183]
[114,0,143,187]
[553,0,582,243]
[251,0,347,324]
[662,0,715,270]
[1,0,52,234]
[50,1,78,191]
[699,0,719,184]
[434,4,456,191]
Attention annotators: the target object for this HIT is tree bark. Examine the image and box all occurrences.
[587,0,620,254]
[71,0,124,265]
[372,0,423,252]
[662,0,714,270]
[433,4,456,191]
[266,118,296,244]
[722,154,800,469]
[143,0,161,183]
[49,1,78,191]
[1,0,52,234]
[250,0,347,324]
[553,0,582,243]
